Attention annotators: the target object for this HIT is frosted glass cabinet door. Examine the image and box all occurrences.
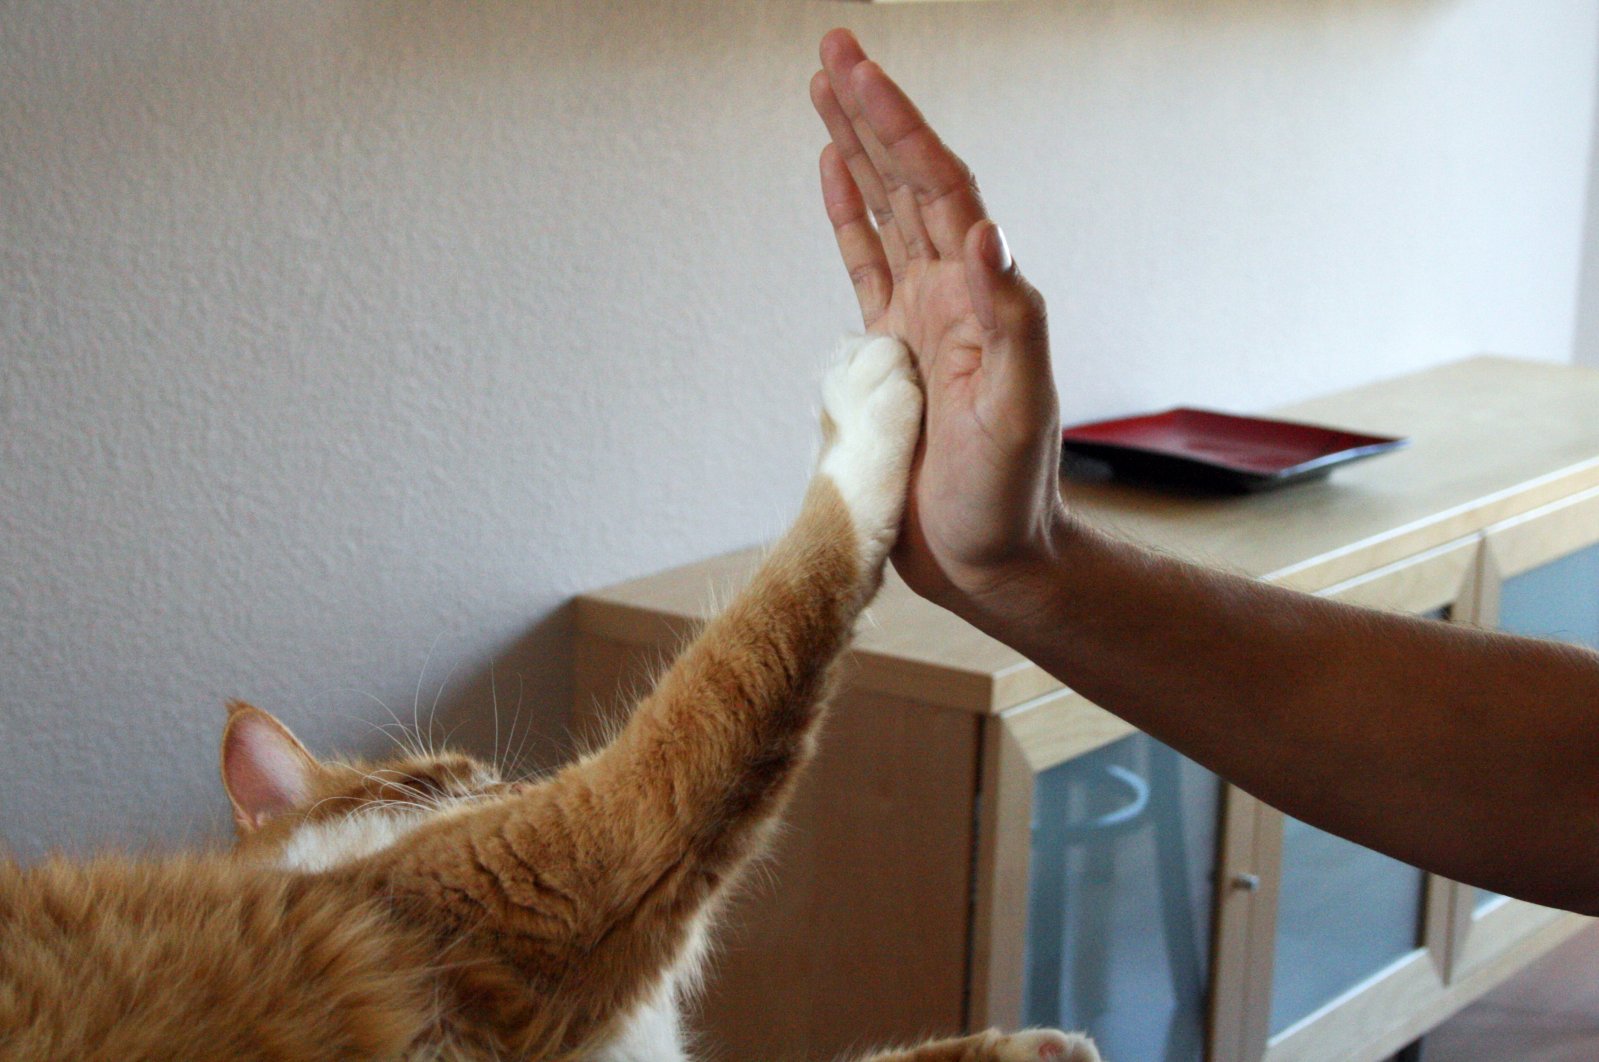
[1268,817,1426,1034]
[1022,733,1221,1062]
[1498,538,1599,647]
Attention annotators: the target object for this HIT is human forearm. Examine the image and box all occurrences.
[960,513,1599,912]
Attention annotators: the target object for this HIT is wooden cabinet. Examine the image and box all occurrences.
[573,356,1599,1062]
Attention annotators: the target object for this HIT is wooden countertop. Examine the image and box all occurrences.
[575,356,1599,714]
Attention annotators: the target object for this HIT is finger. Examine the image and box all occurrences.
[850,59,989,260]
[962,219,1010,332]
[820,144,893,324]
[810,69,910,277]
[962,221,1055,443]
[963,220,1048,360]
[819,34,937,263]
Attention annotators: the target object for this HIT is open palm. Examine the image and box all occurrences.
[812,30,1065,609]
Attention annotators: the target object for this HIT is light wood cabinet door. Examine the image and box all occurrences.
[1451,487,1599,979]
[1211,539,1481,1062]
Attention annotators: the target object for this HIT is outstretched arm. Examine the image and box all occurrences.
[811,28,1599,914]
[984,520,1599,913]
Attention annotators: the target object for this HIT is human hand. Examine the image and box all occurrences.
[811,29,1069,615]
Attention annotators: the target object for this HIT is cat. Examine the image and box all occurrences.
[0,336,1099,1062]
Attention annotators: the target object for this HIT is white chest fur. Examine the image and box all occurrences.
[584,913,711,1062]
[586,990,688,1062]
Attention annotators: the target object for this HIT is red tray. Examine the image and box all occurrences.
[1061,407,1407,492]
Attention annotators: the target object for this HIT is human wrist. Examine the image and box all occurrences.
[946,504,1087,637]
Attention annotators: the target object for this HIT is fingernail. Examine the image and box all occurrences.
[988,223,1013,273]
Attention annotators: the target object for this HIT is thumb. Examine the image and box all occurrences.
[961,221,1058,444]
[963,219,1050,359]
[964,220,1037,329]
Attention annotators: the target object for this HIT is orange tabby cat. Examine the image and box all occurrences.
[0,337,1097,1062]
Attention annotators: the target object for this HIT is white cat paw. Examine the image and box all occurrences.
[991,1029,1100,1062]
[818,334,923,560]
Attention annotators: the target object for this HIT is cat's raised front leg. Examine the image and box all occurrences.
[363,336,922,1059]
[854,1029,1100,1062]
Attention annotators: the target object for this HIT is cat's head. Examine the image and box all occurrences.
[219,700,517,871]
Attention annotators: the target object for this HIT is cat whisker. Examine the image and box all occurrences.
[425,659,465,759]
[317,686,429,760]
[413,631,446,759]
[489,660,501,773]
[494,677,522,779]
[504,676,544,779]
[439,719,469,759]
[357,719,429,761]
[301,792,370,819]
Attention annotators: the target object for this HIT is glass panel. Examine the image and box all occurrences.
[1473,889,1511,916]
[1268,817,1426,1033]
[1023,733,1220,1062]
[1499,541,1599,650]
[1475,540,1599,913]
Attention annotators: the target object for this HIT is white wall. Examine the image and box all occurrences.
[1575,25,1599,368]
[4,0,1597,858]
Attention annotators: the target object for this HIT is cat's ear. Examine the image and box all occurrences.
[220,701,318,832]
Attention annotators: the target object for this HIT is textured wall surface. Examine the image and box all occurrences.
[4,0,1598,857]
[1576,32,1599,368]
